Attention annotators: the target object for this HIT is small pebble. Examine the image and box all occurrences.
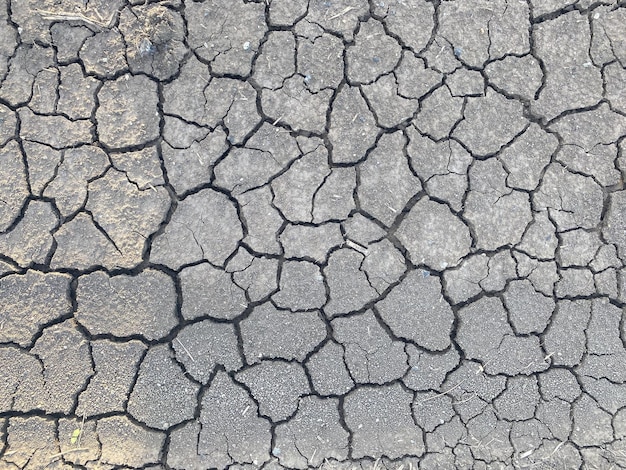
[138,38,155,55]
[243,41,251,51]
[454,47,463,58]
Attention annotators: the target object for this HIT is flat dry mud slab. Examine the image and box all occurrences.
[1,0,626,469]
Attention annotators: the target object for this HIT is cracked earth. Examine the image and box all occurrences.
[0,0,626,469]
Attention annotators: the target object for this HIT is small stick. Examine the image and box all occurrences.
[36,9,118,29]
[175,338,195,362]
[329,7,355,20]
[417,380,465,404]
[547,441,566,458]
[345,239,368,255]
[519,449,533,459]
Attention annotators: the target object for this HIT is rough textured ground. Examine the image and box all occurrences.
[0,0,626,468]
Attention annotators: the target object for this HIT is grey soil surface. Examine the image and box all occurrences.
[0,0,626,469]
